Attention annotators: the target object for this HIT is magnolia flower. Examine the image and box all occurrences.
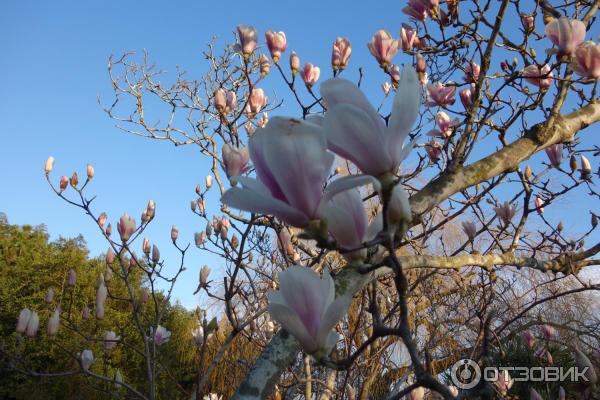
[47,309,60,336]
[382,81,392,95]
[153,325,171,346]
[535,195,544,214]
[221,117,374,227]
[80,349,94,370]
[214,89,237,114]
[367,30,399,67]
[259,53,271,75]
[321,66,420,176]
[104,330,120,350]
[408,387,425,400]
[459,85,474,108]
[265,30,286,62]
[105,247,115,264]
[545,144,563,167]
[521,14,535,32]
[25,311,39,337]
[425,140,442,162]
[290,51,300,76]
[494,370,513,395]
[45,288,54,304]
[403,0,430,20]
[301,63,320,87]
[400,25,418,52]
[323,189,370,259]
[199,265,211,288]
[203,394,222,400]
[494,201,516,224]
[463,62,480,83]
[205,175,213,189]
[574,348,598,385]
[59,175,68,191]
[45,156,55,175]
[171,225,178,242]
[86,164,94,180]
[427,82,456,106]
[117,213,136,242]
[245,88,267,117]
[545,17,586,55]
[428,111,458,138]
[267,266,353,355]
[222,144,250,179]
[581,155,592,179]
[462,221,477,240]
[522,331,536,348]
[96,281,107,320]
[523,64,553,88]
[332,37,352,71]
[16,308,32,333]
[82,305,90,320]
[192,326,204,346]
[236,25,258,58]
[571,41,600,79]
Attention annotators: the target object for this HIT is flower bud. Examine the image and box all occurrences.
[45,288,54,304]
[70,172,79,188]
[290,51,300,76]
[106,223,112,237]
[236,25,258,59]
[535,195,544,214]
[142,238,150,255]
[580,155,592,179]
[171,225,179,242]
[86,164,94,180]
[331,37,352,71]
[520,13,535,33]
[191,200,197,212]
[462,221,477,240]
[106,248,115,264]
[205,221,212,236]
[205,175,213,189]
[525,165,533,181]
[104,267,112,282]
[45,156,55,175]
[82,305,90,320]
[117,213,136,242]
[231,234,239,249]
[103,331,120,350]
[67,269,76,286]
[80,349,94,371]
[301,63,320,87]
[152,245,160,263]
[25,311,40,337]
[98,212,107,228]
[265,31,287,63]
[47,309,60,336]
[592,214,598,228]
[259,53,271,76]
[570,155,578,173]
[16,308,32,333]
[195,232,206,247]
[59,175,69,191]
[199,265,211,288]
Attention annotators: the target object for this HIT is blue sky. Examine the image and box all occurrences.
[1,1,598,309]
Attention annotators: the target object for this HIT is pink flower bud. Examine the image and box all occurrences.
[331,37,352,71]
[382,81,391,95]
[494,201,517,224]
[545,144,563,167]
[86,164,94,180]
[222,144,250,178]
[259,53,271,76]
[59,175,69,191]
[433,111,458,138]
[522,331,535,348]
[67,269,76,286]
[82,305,90,320]
[571,41,600,80]
[96,281,107,320]
[459,85,474,108]
[236,25,258,58]
[290,51,300,76]
[47,309,60,336]
[427,82,456,107]
[192,326,204,346]
[213,89,227,113]
[106,248,115,264]
[301,63,320,87]
[523,64,553,89]
[98,212,107,228]
[205,175,213,189]
[580,155,592,179]
[103,331,120,350]
[80,349,94,370]
[141,289,150,305]
[45,288,54,304]
[521,13,535,33]
[463,61,481,83]
[45,156,55,175]
[425,140,442,162]
[153,325,171,346]
[199,265,211,288]
[367,30,399,67]
[117,213,136,242]
[259,112,269,128]
[25,311,39,337]
[535,195,544,214]
[16,308,32,333]
[70,172,79,188]
[152,245,160,263]
[545,17,586,56]
[462,221,477,240]
[171,225,179,242]
[265,31,286,63]
[400,24,418,52]
[402,0,432,21]
[194,232,206,247]
[245,88,267,117]
[143,238,150,254]
[106,223,112,237]
[416,54,427,73]
[244,121,256,135]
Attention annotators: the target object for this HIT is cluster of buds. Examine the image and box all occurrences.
[16,309,40,337]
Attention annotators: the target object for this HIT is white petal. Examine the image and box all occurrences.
[268,302,317,353]
[324,174,381,202]
[323,190,367,248]
[316,294,353,348]
[387,66,420,165]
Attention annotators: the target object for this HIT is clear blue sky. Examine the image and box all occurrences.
[1,1,598,308]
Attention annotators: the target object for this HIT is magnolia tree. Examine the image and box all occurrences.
[6,0,600,399]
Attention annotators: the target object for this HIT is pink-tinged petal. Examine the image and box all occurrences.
[386,66,421,161]
[221,178,309,227]
[324,189,367,248]
[323,175,381,203]
[324,103,392,174]
[321,78,385,133]
[316,294,353,349]
[256,117,333,219]
[268,302,318,352]
[366,214,384,241]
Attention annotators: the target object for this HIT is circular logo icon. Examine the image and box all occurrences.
[451,359,481,389]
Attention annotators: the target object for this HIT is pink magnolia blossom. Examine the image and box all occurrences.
[265,30,286,62]
[463,62,480,83]
[199,265,210,288]
[571,41,600,79]
[521,14,535,32]
[192,326,204,346]
[80,349,93,370]
[82,305,90,320]
[104,330,120,350]
[400,24,418,52]
[214,89,237,114]
[459,85,474,108]
[96,281,107,320]
[259,53,271,76]
[59,175,68,191]
[290,51,300,76]
[367,30,399,67]
[117,213,136,242]
[535,195,544,215]
[16,308,32,334]
[332,37,352,71]
[86,164,94,180]
[522,331,536,348]
[98,212,107,228]
[494,201,516,224]
[244,88,267,117]
[494,370,514,395]
[45,156,55,175]
[23,310,39,337]
[153,325,171,346]
[67,269,76,286]
[425,140,442,162]
[581,155,592,178]
[427,82,456,106]
[221,117,375,227]
[403,0,430,20]
[462,221,477,240]
[574,348,598,385]
[321,66,420,176]
[267,265,353,355]
[545,144,563,167]
[45,288,54,304]
[47,309,60,336]
[301,63,320,87]
[152,244,160,263]
[428,111,458,138]
[523,64,553,89]
[222,144,250,178]
[545,17,586,56]
[236,25,258,58]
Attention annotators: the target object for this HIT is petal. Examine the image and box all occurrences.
[324,103,392,175]
[324,174,381,201]
[221,180,309,227]
[320,78,385,133]
[323,189,367,248]
[316,294,353,348]
[387,66,421,157]
[268,302,318,353]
